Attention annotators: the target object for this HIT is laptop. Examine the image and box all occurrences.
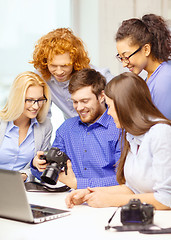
[0,169,70,223]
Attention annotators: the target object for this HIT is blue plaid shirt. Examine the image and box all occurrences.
[32,110,120,188]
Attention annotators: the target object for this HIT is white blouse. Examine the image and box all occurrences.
[124,123,171,207]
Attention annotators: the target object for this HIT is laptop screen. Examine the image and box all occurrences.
[0,169,70,223]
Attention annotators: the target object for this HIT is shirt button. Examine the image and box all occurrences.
[87,132,90,135]
[84,168,87,170]
[84,150,87,152]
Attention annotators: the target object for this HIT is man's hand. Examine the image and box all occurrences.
[58,160,77,189]
[65,188,90,208]
[32,151,47,172]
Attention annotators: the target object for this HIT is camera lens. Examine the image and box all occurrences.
[40,147,69,185]
[41,163,59,185]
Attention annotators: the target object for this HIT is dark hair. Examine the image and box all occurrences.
[68,68,106,98]
[116,14,171,61]
[105,72,171,184]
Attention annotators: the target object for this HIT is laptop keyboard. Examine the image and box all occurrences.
[32,209,54,218]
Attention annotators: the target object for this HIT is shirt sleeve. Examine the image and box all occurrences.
[30,160,42,180]
[30,118,53,180]
[39,118,53,151]
[77,174,118,189]
[52,128,66,152]
[152,74,171,119]
[151,124,171,207]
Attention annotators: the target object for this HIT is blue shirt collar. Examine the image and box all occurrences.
[6,121,17,133]
[30,117,38,127]
[78,108,111,128]
[7,118,38,133]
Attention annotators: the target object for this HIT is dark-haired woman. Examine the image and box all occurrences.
[65,72,171,210]
[115,13,171,119]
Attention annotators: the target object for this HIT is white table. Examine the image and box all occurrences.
[0,191,171,240]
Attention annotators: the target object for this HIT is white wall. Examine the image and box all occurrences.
[0,0,71,108]
[71,0,100,66]
[71,0,171,76]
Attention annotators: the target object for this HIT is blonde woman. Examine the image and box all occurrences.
[0,71,52,181]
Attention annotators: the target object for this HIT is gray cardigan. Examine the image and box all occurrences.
[0,118,52,178]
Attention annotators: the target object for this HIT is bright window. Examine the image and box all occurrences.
[0,0,71,108]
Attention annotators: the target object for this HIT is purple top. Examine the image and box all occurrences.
[146,61,171,119]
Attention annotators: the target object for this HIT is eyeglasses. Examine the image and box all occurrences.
[25,97,47,107]
[116,46,142,64]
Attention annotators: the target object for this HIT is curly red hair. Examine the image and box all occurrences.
[30,28,90,80]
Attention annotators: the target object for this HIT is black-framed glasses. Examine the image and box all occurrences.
[116,46,142,64]
[25,97,47,107]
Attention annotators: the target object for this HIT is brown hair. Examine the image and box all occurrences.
[105,72,171,184]
[30,28,90,80]
[116,14,171,61]
[68,68,106,99]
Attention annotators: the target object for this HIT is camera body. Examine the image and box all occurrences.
[40,147,69,185]
[121,199,154,225]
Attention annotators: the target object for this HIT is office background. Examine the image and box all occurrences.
[0,0,171,134]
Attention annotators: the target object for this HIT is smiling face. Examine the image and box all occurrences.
[47,52,74,82]
[116,38,150,75]
[22,85,44,120]
[105,95,121,129]
[71,86,105,124]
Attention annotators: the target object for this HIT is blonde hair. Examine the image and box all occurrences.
[30,28,90,80]
[0,71,51,123]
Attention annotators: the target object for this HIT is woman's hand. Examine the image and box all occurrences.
[84,187,113,208]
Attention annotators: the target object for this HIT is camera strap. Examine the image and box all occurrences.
[140,227,171,234]
[105,207,120,230]
[25,181,71,193]
[105,208,171,234]
[109,225,171,234]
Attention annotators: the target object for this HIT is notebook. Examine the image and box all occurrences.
[0,169,70,223]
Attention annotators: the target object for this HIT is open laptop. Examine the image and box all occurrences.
[0,169,70,223]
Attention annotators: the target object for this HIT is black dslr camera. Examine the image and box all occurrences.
[121,199,154,225]
[40,147,69,185]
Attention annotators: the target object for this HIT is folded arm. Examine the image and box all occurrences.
[65,185,171,210]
